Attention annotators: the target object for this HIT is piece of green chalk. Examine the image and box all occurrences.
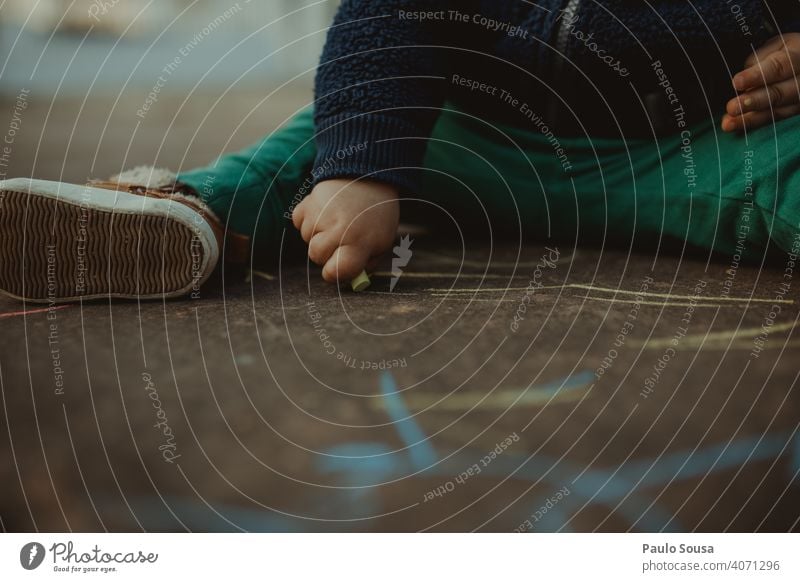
[351,270,371,292]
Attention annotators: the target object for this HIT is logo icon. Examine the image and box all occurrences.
[390,235,414,292]
[20,542,45,570]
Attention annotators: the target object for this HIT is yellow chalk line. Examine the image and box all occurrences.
[371,384,587,412]
[572,295,724,309]
[693,339,800,351]
[431,297,518,303]
[425,283,794,305]
[723,339,800,350]
[571,283,794,304]
[373,271,519,280]
[628,320,799,350]
[426,285,553,292]
[429,293,723,308]
[249,269,276,281]
[413,249,576,269]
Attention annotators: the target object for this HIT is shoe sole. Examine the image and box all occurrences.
[0,178,219,303]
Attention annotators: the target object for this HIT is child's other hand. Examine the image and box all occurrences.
[292,179,399,283]
[723,33,800,132]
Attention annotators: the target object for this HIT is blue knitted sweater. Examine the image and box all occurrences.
[313,0,795,193]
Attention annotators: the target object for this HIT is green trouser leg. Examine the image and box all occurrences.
[422,108,800,260]
[179,105,800,262]
[177,108,317,262]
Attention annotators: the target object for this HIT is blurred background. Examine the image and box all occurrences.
[0,0,339,181]
[0,0,338,94]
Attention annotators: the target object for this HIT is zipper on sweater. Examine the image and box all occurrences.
[554,0,581,57]
[548,0,581,124]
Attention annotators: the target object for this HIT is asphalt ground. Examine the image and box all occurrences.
[0,91,798,532]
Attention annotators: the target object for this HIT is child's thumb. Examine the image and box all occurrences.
[291,198,306,231]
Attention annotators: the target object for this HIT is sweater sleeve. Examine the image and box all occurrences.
[762,1,800,33]
[312,0,449,194]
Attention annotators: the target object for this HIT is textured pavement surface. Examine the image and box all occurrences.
[1,91,798,532]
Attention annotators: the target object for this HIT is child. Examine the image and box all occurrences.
[2,0,800,302]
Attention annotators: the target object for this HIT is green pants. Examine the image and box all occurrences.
[178,106,800,263]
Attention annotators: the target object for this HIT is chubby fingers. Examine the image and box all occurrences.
[322,244,370,283]
[305,225,377,284]
[725,39,800,132]
[722,105,800,132]
[727,76,800,115]
[303,224,374,283]
[307,231,337,266]
[743,35,786,68]
[734,47,799,92]
[293,201,321,244]
[313,237,383,283]
[291,199,305,231]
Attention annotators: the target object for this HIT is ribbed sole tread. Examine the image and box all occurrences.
[0,189,202,301]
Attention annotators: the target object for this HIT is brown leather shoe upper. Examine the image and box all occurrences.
[88,179,250,265]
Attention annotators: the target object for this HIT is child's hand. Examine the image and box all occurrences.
[723,33,800,132]
[292,179,399,283]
